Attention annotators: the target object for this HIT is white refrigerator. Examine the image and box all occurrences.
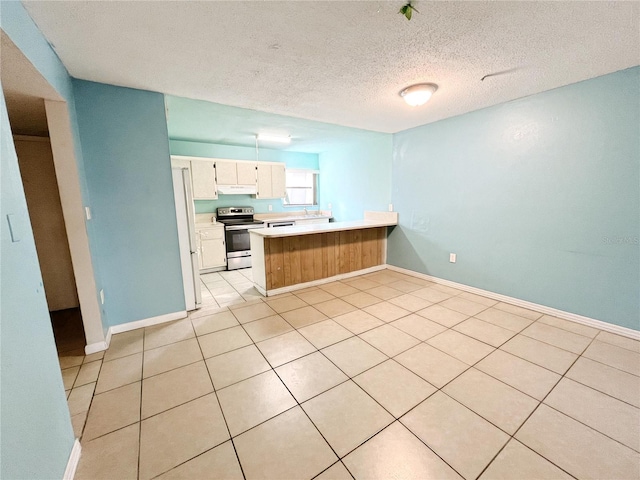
[172,168,201,311]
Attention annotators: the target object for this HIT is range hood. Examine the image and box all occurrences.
[217,184,257,195]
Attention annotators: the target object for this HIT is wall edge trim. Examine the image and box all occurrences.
[386,265,640,340]
[105,328,113,349]
[63,439,81,480]
[108,311,188,336]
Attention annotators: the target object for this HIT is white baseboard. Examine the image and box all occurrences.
[107,310,188,336]
[84,341,108,355]
[258,265,387,297]
[386,265,640,341]
[63,439,81,480]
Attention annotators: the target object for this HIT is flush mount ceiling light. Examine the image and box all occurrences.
[256,133,291,144]
[400,83,438,107]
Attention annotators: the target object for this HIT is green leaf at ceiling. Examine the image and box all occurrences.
[398,3,419,21]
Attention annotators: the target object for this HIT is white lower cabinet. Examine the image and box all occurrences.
[197,225,226,270]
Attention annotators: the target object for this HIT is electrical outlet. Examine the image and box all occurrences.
[328,203,332,210]
[388,204,394,212]
[100,289,105,304]
[85,206,92,220]
[268,204,272,211]
[449,253,457,263]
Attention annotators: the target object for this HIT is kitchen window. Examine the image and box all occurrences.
[283,169,318,206]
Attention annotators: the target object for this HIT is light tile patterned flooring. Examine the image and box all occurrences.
[58,268,640,480]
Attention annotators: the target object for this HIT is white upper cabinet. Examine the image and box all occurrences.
[256,163,273,198]
[190,160,218,200]
[173,156,286,198]
[271,163,286,198]
[256,163,286,199]
[215,160,239,185]
[215,160,257,186]
[237,162,257,185]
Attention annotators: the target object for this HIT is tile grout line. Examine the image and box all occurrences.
[531,333,640,452]
[472,333,603,480]
[308,336,470,479]
[376,313,589,478]
[227,296,412,475]
[300,333,466,476]
[194,322,249,480]
[309,459,355,480]
[73,269,639,479]
[230,310,335,478]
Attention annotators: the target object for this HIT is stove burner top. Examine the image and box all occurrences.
[216,206,263,230]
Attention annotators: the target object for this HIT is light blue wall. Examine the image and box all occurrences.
[166,95,392,220]
[170,139,318,214]
[0,1,72,99]
[1,87,75,480]
[0,0,105,316]
[319,132,393,221]
[0,2,79,477]
[389,67,640,330]
[73,80,185,326]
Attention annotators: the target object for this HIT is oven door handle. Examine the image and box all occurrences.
[224,224,264,231]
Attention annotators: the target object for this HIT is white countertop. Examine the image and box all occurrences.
[254,211,333,223]
[194,222,223,229]
[249,218,397,238]
[262,215,332,223]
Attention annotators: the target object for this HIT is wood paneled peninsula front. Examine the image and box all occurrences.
[250,212,398,295]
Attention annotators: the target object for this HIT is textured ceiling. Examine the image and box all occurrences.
[22,1,640,133]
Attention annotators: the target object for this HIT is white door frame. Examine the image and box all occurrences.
[2,31,106,351]
[45,101,105,350]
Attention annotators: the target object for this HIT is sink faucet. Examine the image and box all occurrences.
[304,207,308,215]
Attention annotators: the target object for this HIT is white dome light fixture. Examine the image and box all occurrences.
[256,133,291,144]
[400,83,438,107]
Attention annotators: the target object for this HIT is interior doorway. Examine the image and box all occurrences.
[1,31,105,356]
[10,131,86,355]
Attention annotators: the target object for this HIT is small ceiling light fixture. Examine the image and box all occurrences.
[400,83,438,107]
[256,133,291,144]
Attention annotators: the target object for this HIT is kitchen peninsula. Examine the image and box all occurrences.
[250,211,398,295]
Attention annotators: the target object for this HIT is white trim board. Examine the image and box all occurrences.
[63,439,81,480]
[256,265,386,297]
[108,310,188,336]
[84,310,188,353]
[85,327,112,354]
[84,340,108,355]
[46,100,105,347]
[387,265,640,340]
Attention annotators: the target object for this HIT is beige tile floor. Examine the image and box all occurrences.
[58,268,640,480]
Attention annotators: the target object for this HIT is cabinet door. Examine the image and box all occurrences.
[271,164,286,198]
[237,162,257,185]
[256,163,273,199]
[200,227,226,269]
[215,160,238,185]
[190,161,217,199]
